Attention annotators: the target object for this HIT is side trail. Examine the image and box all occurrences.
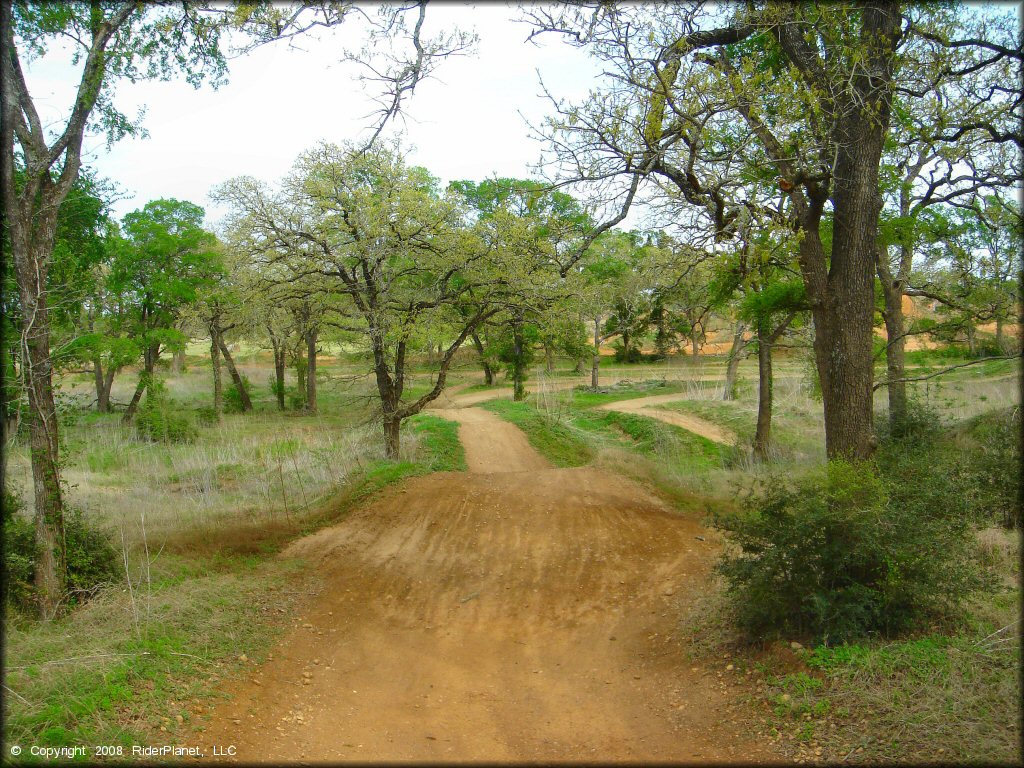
[200,392,776,762]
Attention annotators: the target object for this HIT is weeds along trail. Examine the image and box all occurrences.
[199,407,779,762]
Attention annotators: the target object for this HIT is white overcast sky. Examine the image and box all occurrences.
[23,2,642,229]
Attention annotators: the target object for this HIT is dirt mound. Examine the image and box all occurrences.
[199,408,776,762]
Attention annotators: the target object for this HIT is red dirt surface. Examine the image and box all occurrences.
[198,407,779,762]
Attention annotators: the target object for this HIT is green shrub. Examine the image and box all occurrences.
[136,382,197,443]
[3,487,36,608]
[879,401,1021,528]
[64,511,121,602]
[611,341,643,363]
[876,396,945,443]
[957,408,1021,528]
[268,375,284,402]
[3,488,120,611]
[287,386,306,411]
[193,406,219,426]
[714,459,991,643]
[224,374,252,413]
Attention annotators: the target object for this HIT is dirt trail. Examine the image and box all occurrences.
[199,407,773,762]
[597,394,738,445]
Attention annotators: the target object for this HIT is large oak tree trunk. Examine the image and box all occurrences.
[816,7,897,460]
[383,417,401,460]
[11,225,67,618]
[591,316,601,389]
[218,337,252,412]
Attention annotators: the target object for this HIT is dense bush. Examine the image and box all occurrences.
[136,381,197,442]
[287,386,306,411]
[268,375,284,403]
[714,459,992,643]
[224,374,252,413]
[611,341,644,363]
[3,487,120,611]
[193,405,219,426]
[956,408,1021,528]
[3,487,36,608]
[879,400,1020,528]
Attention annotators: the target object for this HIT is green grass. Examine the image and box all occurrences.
[756,627,1021,763]
[480,399,594,467]
[3,554,311,758]
[409,413,466,472]
[568,380,684,409]
[575,409,723,468]
[330,413,467,507]
[481,388,725,474]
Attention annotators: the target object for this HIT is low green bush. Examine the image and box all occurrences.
[3,488,120,612]
[878,400,1020,528]
[136,382,197,443]
[4,487,36,608]
[224,374,252,413]
[268,375,284,403]
[193,406,219,426]
[957,408,1021,528]
[714,459,992,643]
[287,386,306,411]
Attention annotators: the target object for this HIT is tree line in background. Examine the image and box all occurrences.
[2,1,1021,618]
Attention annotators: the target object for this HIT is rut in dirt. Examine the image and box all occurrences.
[199,404,777,762]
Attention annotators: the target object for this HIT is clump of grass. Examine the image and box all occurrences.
[756,626,1021,764]
[481,399,594,467]
[3,553,314,751]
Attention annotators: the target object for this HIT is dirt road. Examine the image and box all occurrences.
[199,406,773,762]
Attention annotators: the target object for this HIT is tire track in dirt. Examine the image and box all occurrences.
[198,406,774,762]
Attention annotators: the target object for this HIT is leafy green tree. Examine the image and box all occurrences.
[450,177,593,398]
[1,2,227,617]
[527,2,1020,459]
[219,142,548,456]
[1,0,472,617]
[110,199,221,423]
